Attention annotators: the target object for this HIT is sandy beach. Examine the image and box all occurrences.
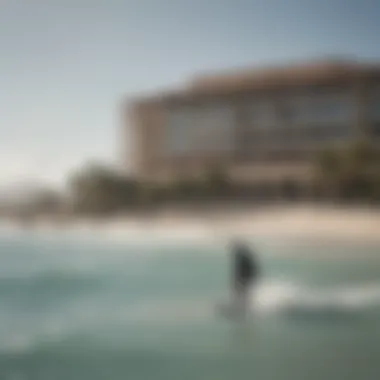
[2,205,378,248]
[217,205,380,242]
[121,205,380,241]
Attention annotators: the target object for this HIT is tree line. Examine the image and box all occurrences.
[314,140,380,202]
[67,162,234,215]
[67,140,380,215]
[5,140,380,219]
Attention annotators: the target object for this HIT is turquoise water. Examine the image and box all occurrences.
[1,230,380,379]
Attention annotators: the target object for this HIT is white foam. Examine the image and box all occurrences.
[106,282,380,325]
[253,280,380,315]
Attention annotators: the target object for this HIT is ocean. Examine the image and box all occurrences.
[0,227,380,380]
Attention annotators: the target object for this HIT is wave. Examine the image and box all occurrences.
[217,280,380,322]
[2,280,380,356]
[249,280,380,319]
[54,281,380,326]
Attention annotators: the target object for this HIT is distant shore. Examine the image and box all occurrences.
[0,204,379,246]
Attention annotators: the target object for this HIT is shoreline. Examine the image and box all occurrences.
[0,205,379,246]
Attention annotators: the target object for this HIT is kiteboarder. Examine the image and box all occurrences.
[230,240,260,314]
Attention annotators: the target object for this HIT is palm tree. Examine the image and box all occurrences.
[315,140,378,201]
[315,147,342,199]
[68,162,129,215]
[202,164,231,198]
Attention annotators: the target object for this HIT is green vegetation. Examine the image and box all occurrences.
[65,163,234,216]
[68,162,142,215]
[315,140,380,202]
[2,140,378,219]
[64,140,379,216]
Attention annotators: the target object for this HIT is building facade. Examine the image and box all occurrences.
[126,60,380,186]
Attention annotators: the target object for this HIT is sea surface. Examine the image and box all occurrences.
[0,227,380,380]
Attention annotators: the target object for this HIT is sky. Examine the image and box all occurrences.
[0,0,380,188]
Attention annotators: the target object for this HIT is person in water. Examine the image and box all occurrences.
[230,240,260,313]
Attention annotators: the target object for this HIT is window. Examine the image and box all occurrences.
[287,91,353,125]
[163,106,194,154]
[247,100,277,129]
[163,103,235,157]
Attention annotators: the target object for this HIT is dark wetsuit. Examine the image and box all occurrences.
[231,243,259,311]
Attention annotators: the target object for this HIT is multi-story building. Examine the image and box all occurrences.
[125,59,380,189]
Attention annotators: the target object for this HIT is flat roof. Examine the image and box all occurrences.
[190,59,380,94]
[131,59,380,105]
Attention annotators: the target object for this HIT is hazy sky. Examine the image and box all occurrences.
[0,0,379,186]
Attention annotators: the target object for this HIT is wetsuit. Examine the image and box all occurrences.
[231,243,259,312]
